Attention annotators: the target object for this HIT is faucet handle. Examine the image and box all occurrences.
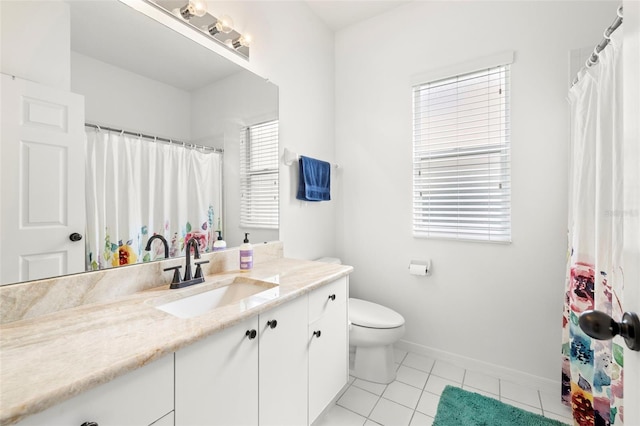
[194,260,209,279]
[163,265,182,286]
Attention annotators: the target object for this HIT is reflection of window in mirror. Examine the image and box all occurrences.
[240,120,279,229]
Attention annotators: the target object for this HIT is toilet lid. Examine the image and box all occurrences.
[349,298,405,329]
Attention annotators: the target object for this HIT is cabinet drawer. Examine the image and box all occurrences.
[17,354,174,426]
[308,276,347,324]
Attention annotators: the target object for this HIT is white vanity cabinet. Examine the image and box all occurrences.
[258,296,309,426]
[308,276,349,424]
[174,296,309,426]
[16,353,174,426]
[175,316,260,426]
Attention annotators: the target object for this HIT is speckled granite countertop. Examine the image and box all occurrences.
[0,258,352,425]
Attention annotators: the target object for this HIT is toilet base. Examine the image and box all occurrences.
[352,344,396,384]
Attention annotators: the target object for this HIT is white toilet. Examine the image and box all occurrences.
[349,298,405,384]
[315,257,406,384]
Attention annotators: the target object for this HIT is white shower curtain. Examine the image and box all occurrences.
[85,130,222,269]
[561,30,624,425]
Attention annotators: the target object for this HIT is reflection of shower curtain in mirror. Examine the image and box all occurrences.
[85,130,222,269]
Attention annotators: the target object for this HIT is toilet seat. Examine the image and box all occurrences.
[349,298,405,329]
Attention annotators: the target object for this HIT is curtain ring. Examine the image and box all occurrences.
[617,5,623,18]
[96,125,102,132]
[603,29,611,40]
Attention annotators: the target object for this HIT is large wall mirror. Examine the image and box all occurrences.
[0,0,279,286]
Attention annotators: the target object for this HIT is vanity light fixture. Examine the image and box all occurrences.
[207,15,234,36]
[148,0,251,60]
[178,0,207,20]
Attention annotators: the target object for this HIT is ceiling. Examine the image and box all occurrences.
[304,0,411,31]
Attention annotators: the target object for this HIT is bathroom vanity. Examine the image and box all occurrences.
[0,243,352,426]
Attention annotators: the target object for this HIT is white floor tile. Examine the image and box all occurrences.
[539,390,572,417]
[353,379,387,396]
[415,391,440,417]
[364,421,382,426]
[409,411,434,426]
[463,370,499,395]
[394,347,408,364]
[382,381,422,409]
[315,404,367,426]
[369,398,414,426]
[337,386,380,418]
[395,365,429,389]
[500,381,541,408]
[431,361,465,383]
[402,353,435,373]
[423,375,460,396]
[462,385,498,399]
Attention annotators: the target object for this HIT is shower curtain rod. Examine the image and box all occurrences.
[84,123,224,153]
[572,5,623,86]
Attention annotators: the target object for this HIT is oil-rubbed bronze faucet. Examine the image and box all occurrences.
[163,237,209,289]
[145,234,169,259]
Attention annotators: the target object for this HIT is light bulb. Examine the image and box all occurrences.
[208,14,234,36]
[231,34,251,49]
[179,0,208,20]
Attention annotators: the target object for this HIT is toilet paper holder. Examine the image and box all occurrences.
[409,259,431,276]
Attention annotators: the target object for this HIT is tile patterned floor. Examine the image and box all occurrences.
[315,348,573,426]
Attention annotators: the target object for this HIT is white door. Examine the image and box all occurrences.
[623,1,640,424]
[0,74,85,285]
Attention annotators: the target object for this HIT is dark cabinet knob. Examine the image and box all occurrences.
[328,294,336,301]
[579,310,640,351]
[267,320,278,329]
[245,329,257,340]
[69,233,83,242]
[313,330,322,338]
[81,422,98,426]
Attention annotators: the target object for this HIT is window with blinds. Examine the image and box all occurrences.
[240,120,279,229]
[412,65,511,242]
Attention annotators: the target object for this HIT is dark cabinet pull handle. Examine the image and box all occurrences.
[245,329,257,340]
[81,422,98,426]
[267,320,278,329]
[328,294,336,301]
[313,330,322,338]
[579,310,640,351]
[69,233,83,242]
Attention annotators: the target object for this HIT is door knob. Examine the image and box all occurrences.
[267,320,277,329]
[579,310,640,351]
[69,232,83,242]
[80,422,98,426]
[313,330,322,338]
[245,329,257,340]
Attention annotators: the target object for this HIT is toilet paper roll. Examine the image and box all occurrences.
[409,263,427,276]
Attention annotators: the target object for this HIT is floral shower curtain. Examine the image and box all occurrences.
[85,129,222,270]
[561,30,624,425]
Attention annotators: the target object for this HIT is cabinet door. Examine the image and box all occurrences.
[16,354,174,426]
[259,296,308,426]
[150,411,173,426]
[175,316,259,426]
[308,297,348,423]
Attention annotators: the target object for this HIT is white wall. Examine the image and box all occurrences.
[335,1,615,383]
[0,1,70,90]
[71,52,192,141]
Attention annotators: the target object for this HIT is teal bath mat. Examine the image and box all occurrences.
[433,386,568,426]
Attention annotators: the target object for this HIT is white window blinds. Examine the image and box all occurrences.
[412,65,511,242]
[240,120,279,229]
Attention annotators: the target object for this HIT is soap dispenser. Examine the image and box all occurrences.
[213,231,227,251]
[239,233,253,270]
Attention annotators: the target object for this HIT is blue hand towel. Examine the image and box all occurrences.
[296,155,331,201]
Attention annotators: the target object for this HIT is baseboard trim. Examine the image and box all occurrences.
[395,340,560,396]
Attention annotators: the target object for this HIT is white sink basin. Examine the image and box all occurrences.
[155,277,279,319]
